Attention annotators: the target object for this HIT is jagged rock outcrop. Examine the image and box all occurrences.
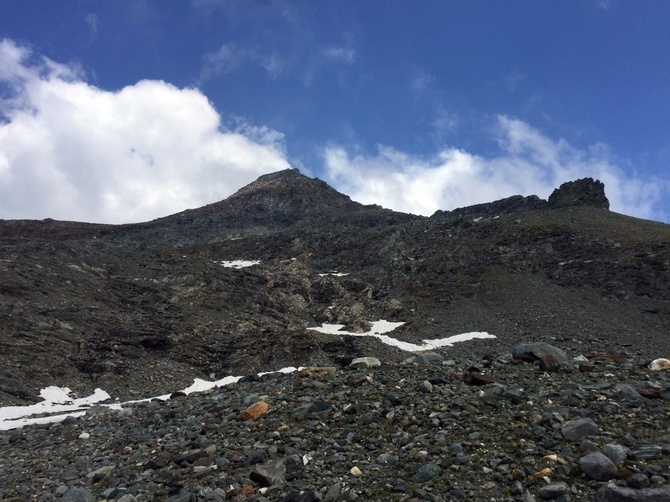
[548,177,610,209]
[432,177,609,221]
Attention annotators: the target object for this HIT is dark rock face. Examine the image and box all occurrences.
[432,194,547,220]
[547,177,610,209]
[0,169,668,405]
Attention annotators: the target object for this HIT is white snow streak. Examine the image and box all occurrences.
[218,260,261,268]
[307,320,496,352]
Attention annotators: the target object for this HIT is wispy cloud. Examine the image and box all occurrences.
[595,0,611,11]
[410,67,435,92]
[85,13,98,40]
[198,43,286,84]
[503,69,526,92]
[199,43,244,81]
[320,45,356,64]
[191,0,299,25]
[302,32,357,86]
[0,39,290,223]
[322,116,668,222]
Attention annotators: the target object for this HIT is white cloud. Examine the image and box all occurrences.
[0,39,291,223]
[323,116,668,222]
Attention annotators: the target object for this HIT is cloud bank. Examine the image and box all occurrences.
[0,39,290,223]
[0,39,666,225]
[323,116,667,221]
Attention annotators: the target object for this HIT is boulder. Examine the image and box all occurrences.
[562,417,599,441]
[579,452,618,481]
[242,401,269,421]
[250,458,287,487]
[512,342,570,367]
[649,358,670,371]
[414,352,444,364]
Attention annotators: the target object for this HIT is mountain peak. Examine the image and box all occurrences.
[227,168,355,209]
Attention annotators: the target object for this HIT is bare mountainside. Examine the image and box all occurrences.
[0,169,668,405]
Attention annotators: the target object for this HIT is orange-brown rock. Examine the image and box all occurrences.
[242,401,269,421]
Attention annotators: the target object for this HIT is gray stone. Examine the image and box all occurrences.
[414,352,444,364]
[524,490,537,502]
[512,342,569,365]
[538,482,569,500]
[242,394,261,405]
[630,445,663,460]
[413,463,441,482]
[166,491,195,502]
[579,452,618,481]
[60,488,94,502]
[627,473,651,489]
[511,480,524,496]
[377,453,398,465]
[247,448,269,465]
[419,380,433,393]
[602,444,630,465]
[579,439,600,453]
[116,407,134,419]
[595,483,670,502]
[322,483,342,502]
[615,384,646,404]
[562,417,599,441]
[250,458,287,487]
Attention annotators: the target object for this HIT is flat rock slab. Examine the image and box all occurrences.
[349,357,381,369]
[595,483,670,502]
[562,417,599,441]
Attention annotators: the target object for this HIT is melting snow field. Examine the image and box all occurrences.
[0,320,495,430]
[0,368,302,431]
[307,320,496,352]
[0,387,112,431]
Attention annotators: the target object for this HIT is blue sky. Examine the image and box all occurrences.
[0,1,668,223]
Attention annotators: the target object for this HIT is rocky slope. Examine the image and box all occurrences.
[0,170,668,408]
[1,345,669,501]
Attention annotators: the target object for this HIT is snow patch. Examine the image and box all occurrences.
[319,272,350,277]
[307,320,496,352]
[218,260,260,268]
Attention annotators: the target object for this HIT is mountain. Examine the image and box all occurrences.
[0,169,668,405]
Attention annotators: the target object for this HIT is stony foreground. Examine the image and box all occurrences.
[1,344,669,502]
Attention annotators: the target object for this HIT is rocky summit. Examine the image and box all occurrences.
[0,169,669,500]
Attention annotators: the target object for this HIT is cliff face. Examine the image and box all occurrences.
[0,170,668,404]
